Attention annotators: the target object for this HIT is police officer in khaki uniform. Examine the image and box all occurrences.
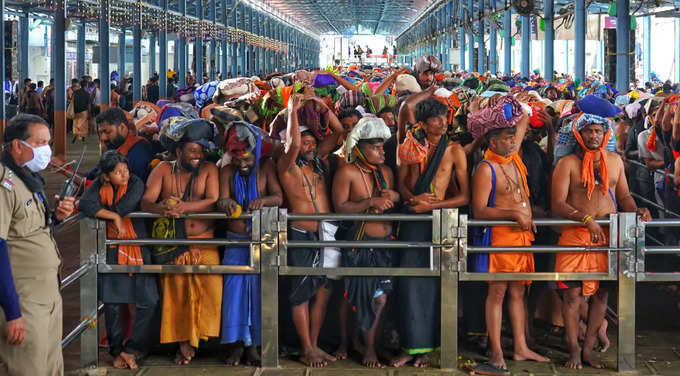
[0,114,75,376]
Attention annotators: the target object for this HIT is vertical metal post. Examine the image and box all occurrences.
[643,16,651,83]
[676,19,680,83]
[617,212,637,372]
[240,5,246,75]
[0,0,5,141]
[20,11,29,85]
[504,8,511,75]
[159,0,168,98]
[460,1,466,71]
[574,0,585,81]
[99,0,111,108]
[231,7,238,76]
[247,6,253,76]
[195,0,204,82]
[260,207,279,368]
[77,20,86,79]
[53,0,66,158]
[119,28,126,75]
[174,34,179,72]
[467,0,474,71]
[80,218,100,368]
[544,0,554,81]
[477,0,485,72]
[521,16,530,76]
[133,8,142,104]
[440,209,458,369]
[178,0,186,86]
[150,33,156,79]
[209,0,216,80]
[488,0,497,73]
[616,0,630,92]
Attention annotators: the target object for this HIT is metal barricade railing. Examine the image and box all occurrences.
[636,219,680,282]
[64,209,657,372]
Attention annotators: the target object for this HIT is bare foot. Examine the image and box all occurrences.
[564,352,583,369]
[362,347,383,368]
[413,353,430,368]
[598,320,610,353]
[488,351,507,373]
[112,355,129,369]
[333,343,348,360]
[224,342,244,366]
[316,347,337,362]
[174,350,189,365]
[582,350,606,369]
[389,352,413,367]
[513,348,550,362]
[176,341,195,365]
[300,348,328,368]
[119,352,138,370]
[244,345,261,366]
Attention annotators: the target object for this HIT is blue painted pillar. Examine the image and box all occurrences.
[20,12,29,84]
[54,0,66,157]
[240,5,246,75]
[477,0,485,72]
[460,2,466,70]
[174,36,179,72]
[231,8,238,76]
[209,0,216,80]
[77,21,86,78]
[119,28,126,76]
[99,0,111,106]
[489,0,497,73]
[247,6,253,75]
[0,0,5,130]
[133,11,142,103]
[195,0,203,82]
[467,0,474,71]
[150,32,157,78]
[521,16,530,76]
[504,9,511,74]
[178,0,186,86]
[574,0,585,81]
[159,31,167,98]
[544,0,554,81]
[676,19,680,82]
[616,0,630,92]
[643,16,650,83]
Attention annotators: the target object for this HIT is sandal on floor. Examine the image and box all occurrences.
[468,362,511,376]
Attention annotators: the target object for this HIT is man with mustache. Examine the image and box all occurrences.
[141,118,221,366]
[276,94,343,368]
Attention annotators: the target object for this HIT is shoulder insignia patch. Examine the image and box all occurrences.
[1,178,13,191]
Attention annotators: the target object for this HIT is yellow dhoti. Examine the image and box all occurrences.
[160,232,223,347]
[72,111,89,138]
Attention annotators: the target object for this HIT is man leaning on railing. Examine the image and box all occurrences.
[0,114,76,376]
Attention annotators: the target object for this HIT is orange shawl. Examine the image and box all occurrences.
[483,149,530,198]
[99,183,143,267]
[572,122,611,200]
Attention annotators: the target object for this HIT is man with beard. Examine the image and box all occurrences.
[96,108,154,182]
[411,55,442,90]
[331,117,398,368]
[140,118,222,366]
[552,113,650,370]
[217,120,283,366]
[391,98,470,368]
[276,94,343,368]
[467,96,549,375]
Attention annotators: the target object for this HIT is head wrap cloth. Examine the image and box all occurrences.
[344,117,391,164]
[467,96,524,139]
[159,117,218,152]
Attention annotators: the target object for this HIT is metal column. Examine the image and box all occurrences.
[489,0,497,74]
[119,28,126,76]
[240,5,246,75]
[616,0,630,92]
[132,7,142,103]
[0,0,5,138]
[159,0,168,98]
[477,0,485,72]
[178,0,186,86]
[195,0,204,82]
[150,33,157,78]
[544,0,554,81]
[467,0,474,71]
[246,6,253,76]
[643,16,651,83]
[231,7,238,76]
[77,20,86,79]
[504,8,511,75]
[617,213,636,372]
[460,2,466,70]
[53,0,66,158]
[521,16,530,77]
[99,0,111,108]
[209,0,217,80]
[20,12,29,85]
[676,19,680,82]
[574,0,585,81]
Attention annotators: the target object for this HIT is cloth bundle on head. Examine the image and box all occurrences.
[159,117,218,152]
[193,80,220,108]
[214,78,258,102]
[156,102,199,124]
[344,117,391,164]
[131,101,161,133]
[298,100,330,140]
[467,95,524,139]
[624,101,642,120]
[395,74,422,94]
[175,86,196,104]
[314,85,339,101]
[225,121,263,210]
[269,77,285,89]
[463,76,483,94]
[414,55,442,74]
[210,105,244,128]
[614,93,632,106]
[484,77,510,93]
[576,94,622,118]
[366,94,396,114]
[440,78,459,90]
[294,70,313,84]
[337,90,366,111]
[554,113,616,199]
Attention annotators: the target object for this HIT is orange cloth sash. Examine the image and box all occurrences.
[572,117,611,200]
[647,127,657,152]
[160,231,223,347]
[99,183,143,267]
[483,149,530,197]
[117,131,147,157]
[489,226,535,282]
[555,226,609,296]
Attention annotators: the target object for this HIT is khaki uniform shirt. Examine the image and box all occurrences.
[0,162,61,304]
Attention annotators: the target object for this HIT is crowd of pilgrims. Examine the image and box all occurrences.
[46,55,680,374]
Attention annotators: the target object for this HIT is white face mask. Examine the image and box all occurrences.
[21,140,52,172]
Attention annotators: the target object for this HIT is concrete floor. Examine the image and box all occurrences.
[51,134,680,376]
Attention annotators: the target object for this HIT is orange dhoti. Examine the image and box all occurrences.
[489,226,535,279]
[555,226,609,296]
[160,232,223,347]
[73,110,89,137]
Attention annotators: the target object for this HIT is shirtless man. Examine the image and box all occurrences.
[217,120,283,366]
[469,99,549,374]
[277,94,344,368]
[552,113,651,370]
[141,121,222,365]
[331,118,399,368]
[392,98,470,368]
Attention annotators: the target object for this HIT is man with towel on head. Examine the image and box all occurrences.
[467,95,549,375]
[412,56,442,90]
[217,120,283,366]
[140,117,222,365]
[331,117,399,368]
[551,113,650,370]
